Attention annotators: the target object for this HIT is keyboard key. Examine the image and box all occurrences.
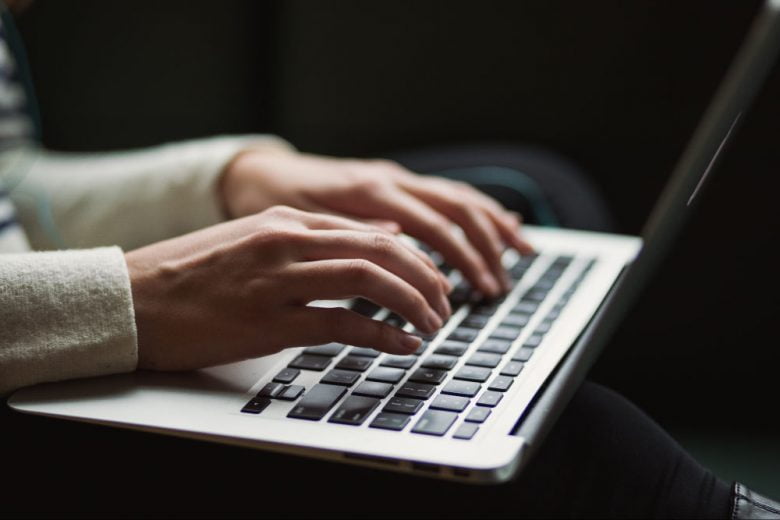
[336,355,374,372]
[289,354,332,372]
[384,313,406,328]
[352,381,394,398]
[488,376,514,392]
[273,367,300,384]
[447,327,480,343]
[241,397,271,414]
[411,341,429,356]
[435,341,469,357]
[329,395,380,426]
[321,369,361,387]
[366,367,406,384]
[522,288,549,302]
[513,301,539,314]
[287,384,347,420]
[441,380,481,397]
[421,354,458,370]
[383,397,424,415]
[524,334,544,348]
[370,412,411,431]
[465,407,491,423]
[490,326,522,341]
[466,352,502,368]
[448,284,473,307]
[411,329,437,342]
[380,355,417,369]
[501,313,530,328]
[454,366,492,383]
[534,278,557,291]
[396,382,436,400]
[350,347,382,358]
[257,382,284,398]
[303,343,345,357]
[535,320,553,335]
[500,361,524,377]
[453,423,479,440]
[408,368,448,385]
[477,391,503,407]
[277,385,305,401]
[478,339,512,354]
[430,395,470,412]
[512,347,534,362]
[461,314,491,329]
[469,301,501,316]
[351,298,381,317]
[412,410,458,436]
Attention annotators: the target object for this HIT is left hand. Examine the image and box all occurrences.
[218,151,535,297]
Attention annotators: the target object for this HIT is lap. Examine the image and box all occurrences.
[1,381,732,517]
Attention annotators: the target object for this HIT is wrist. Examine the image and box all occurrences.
[217,148,287,219]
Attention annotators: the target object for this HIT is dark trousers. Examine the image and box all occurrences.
[0,381,733,517]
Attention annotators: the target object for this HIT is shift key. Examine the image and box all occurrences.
[287,384,346,421]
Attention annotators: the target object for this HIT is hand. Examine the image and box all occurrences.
[219,152,534,297]
[126,206,451,371]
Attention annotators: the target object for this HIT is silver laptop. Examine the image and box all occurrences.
[9,0,780,484]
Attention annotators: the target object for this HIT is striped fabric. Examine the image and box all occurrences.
[0,12,33,252]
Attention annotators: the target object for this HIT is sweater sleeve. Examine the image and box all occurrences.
[9,134,294,251]
[0,247,136,395]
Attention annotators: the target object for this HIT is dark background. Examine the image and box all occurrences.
[4,0,779,508]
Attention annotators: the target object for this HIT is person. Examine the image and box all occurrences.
[1,2,778,517]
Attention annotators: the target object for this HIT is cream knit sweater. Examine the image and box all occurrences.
[0,134,292,394]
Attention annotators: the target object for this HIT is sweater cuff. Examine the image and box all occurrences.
[0,247,137,395]
[165,134,296,230]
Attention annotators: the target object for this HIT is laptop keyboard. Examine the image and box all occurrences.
[242,252,596,440]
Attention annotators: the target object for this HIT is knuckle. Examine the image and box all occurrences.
[247,227,304,259]
[345,259,375,283]
[370,232,396,255]
[264,204,299,219]
[352,177,386,196]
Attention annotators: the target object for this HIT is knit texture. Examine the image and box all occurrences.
[1,134,294,394]
[0,247,136,394]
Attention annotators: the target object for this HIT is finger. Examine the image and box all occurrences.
[298,230,451,319]
[451,185,536,254]
[365,219,402,233]
[486,209,536,255]
[397,236,453,294]
[293,209,397,235]
[362,189,501,297]
[281,307,423,355]
[284,259,444,334]
[398,185,510,291]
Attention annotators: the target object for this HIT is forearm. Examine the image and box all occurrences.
[8,135,294,250]
[0,248,137,395]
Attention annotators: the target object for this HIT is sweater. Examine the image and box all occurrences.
[0,135,293,394]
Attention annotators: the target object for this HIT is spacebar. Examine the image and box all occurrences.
[287,383,347,421]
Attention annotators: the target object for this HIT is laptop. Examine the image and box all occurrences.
[9,0,780,484]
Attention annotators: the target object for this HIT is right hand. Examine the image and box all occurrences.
[125,205,452,371]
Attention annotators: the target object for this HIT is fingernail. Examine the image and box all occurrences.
[401,334,422,353]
